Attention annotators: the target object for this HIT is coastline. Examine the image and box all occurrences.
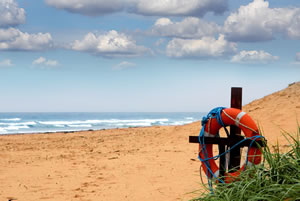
[0,124,185,136]
[0,112,203,135]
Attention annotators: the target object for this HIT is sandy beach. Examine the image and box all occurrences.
[0,82,299,201]
[0,124,202,201]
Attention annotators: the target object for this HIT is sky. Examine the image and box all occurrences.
[0,0,300,112]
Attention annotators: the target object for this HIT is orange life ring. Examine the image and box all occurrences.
[198,108,262,183]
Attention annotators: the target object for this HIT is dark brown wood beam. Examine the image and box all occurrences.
[229,87,242,171]
[189,136,265,147]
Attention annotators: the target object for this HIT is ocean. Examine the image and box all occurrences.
[0,112,205,135]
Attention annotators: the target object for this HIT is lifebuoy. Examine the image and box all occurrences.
[198,107,262,183]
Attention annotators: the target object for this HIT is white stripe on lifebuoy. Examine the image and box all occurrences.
[246,161,253,167]
[235,111,246,127]
[213,170,219,179]
[203,131,215,137]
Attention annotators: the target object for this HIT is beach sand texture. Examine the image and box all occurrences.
[243,82,300,146]
[0,82,299,201]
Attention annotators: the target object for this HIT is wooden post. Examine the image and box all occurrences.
[228,87,242,171]
[189,86,267,181]
[218,144,226,178]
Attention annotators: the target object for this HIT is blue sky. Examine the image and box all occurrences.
[0,0,299,112]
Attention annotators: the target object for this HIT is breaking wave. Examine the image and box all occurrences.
[0,113,202,134]
[0,118,21,121]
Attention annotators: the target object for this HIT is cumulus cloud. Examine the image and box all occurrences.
[32,57,59,67]
[113,61,136,70]
[231,50,279,64]
[45,0,125,16]
[150,17,221,38]
[33,56,46,65]
[0,59,13,66]
[0,28,53,51]
[133,0,228,17]
[166,34,236,59]
[224,0,300,42]
[45,0,228,17]
[71,30,148,58]
[0,0,25,27]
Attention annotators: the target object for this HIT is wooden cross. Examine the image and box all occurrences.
[189,87,265,178]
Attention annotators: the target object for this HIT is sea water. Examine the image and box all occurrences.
[0,112,205,135]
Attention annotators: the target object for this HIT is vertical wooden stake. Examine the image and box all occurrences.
[228,87,242,172]
[218,144,226,178]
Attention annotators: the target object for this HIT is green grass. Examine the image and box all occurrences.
[192,127,300,201]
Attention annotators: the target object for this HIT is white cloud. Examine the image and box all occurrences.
[32,57,46,65]
[150,17,221,38]
[155,18,172,26]
[45,0,228,17]
[0,0,25,27]
[166,34,236,59]
[0,59,13,66]
[0,28,53,51]
[133,0,228,17]
[113,61,136,70]
[45,0,125,16]
[32,57,59,67]
[71,30,148,58]
[224,0,300,42]
[231,50,279,64]
[45,60,59,66]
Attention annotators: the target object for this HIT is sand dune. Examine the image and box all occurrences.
[243,82,300,145]
[0,82,299,201]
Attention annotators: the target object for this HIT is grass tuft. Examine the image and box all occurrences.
[192,127,300,201]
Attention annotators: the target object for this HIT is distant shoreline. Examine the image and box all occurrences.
[0,123,186,137]
[0,112,203,135]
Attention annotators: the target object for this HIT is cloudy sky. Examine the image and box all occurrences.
[0,0,300,112]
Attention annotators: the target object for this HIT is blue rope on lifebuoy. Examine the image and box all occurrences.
[198,107,264,193]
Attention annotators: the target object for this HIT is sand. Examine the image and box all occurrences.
[243,82,300,146]
[0,82,299,201]
[0,124,202,201]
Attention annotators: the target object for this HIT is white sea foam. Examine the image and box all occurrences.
[1,128,89,134]
[128,122,152,126]
[0,127,7,133]
[0,118,21,121]
[38,118,169,125]
[0,121,36,126]
[38,121,84,125]
[116,122,152,127]
[4,125,29,130]
[85,119,169,124]
[68,124,92,128]
[54,124,65,127]
[169,121,193,125]
[185,117,194,120]
[39,120,101,125]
